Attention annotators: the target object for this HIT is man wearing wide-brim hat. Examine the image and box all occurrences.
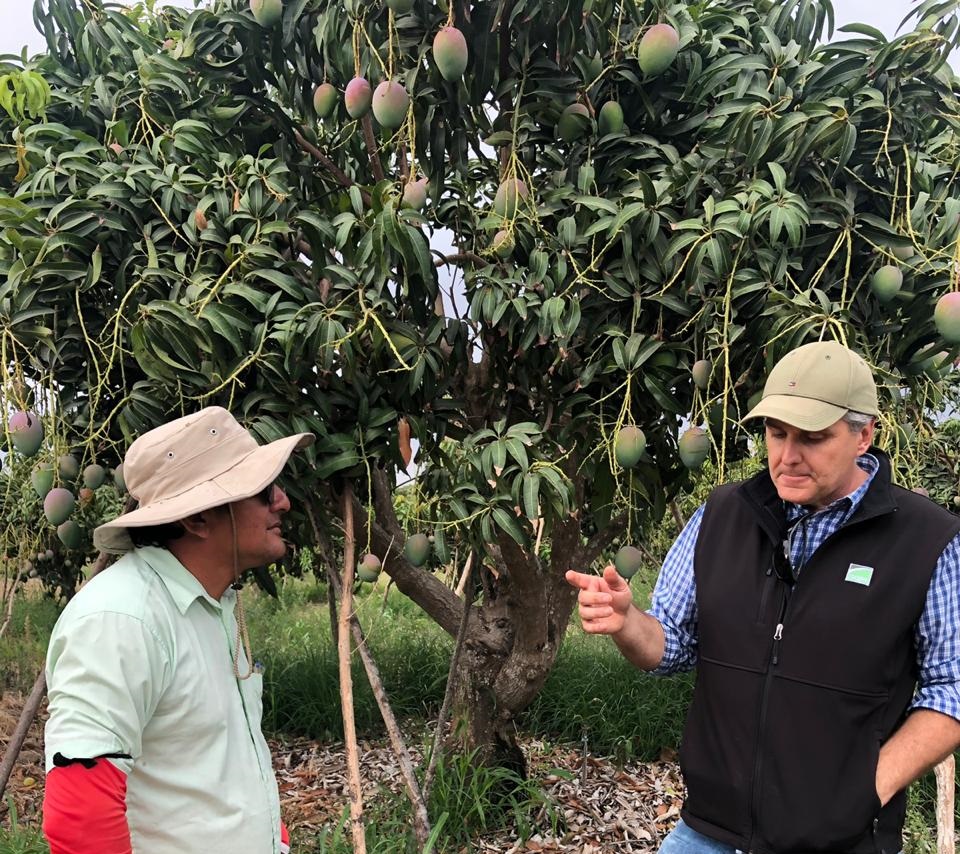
[567,340,960,854]
[42,407,313,854]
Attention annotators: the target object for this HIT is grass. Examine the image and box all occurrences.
[0,801,45,854]
[0,575,954,853]
[0,590,59,695]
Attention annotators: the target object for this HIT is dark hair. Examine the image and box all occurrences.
[129,522,187,549]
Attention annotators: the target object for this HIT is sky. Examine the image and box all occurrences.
[0,0,948,58]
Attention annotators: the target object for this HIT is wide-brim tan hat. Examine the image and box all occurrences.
[742,340,879,432]
[94,407,314,554]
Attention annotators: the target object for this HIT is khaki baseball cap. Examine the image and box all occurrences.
[94,407,314,554]
[742,341,879,431]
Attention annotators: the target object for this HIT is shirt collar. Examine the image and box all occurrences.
[785,453,879,522]
[135,545,235,615]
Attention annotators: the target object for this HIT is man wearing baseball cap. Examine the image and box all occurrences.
[567,340,960,853]
[42,407,313,854]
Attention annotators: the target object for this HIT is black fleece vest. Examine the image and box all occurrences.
[679,451,960,854]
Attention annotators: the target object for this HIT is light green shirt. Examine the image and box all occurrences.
[44,546,281,853]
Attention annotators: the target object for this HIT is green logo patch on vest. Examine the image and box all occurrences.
[844,563,874,586]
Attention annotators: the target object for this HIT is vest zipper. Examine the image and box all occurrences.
[771,583,792,665]
[749,574,795,849]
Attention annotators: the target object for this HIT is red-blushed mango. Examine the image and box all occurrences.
[598,100,624,136]
[870,265,902,303]
[313,83,337,119]
[638,23,679,75]
[934,292,960,343]
[113,463,126,493]
[372,80,409,129]
[31,463,54,499]
[57,520,82,550]
[679,426,711,469]
[433,27,468,82]
[614,545,643,579]
[614,425,646,468]
[692,358,712,391]
[58,453,80,481]
[912,486,930,497]
[557,103,591,143]
[9,411,43,457]
[345,77,373,118]
[250,0,282,27]
[403,533,431,567]
[78,487,95,506]
[44,487,75,526]
[492,229,515,259]
[386,0,415,12]
[357,553,382,583]
[493,178,529,219]
[402,177,428,210]
[83,464,106,490]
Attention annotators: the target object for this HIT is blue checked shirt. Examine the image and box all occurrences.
[647,454,960,721]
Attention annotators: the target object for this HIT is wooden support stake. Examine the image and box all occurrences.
[337,484,367,854]
[423,553,475,802]
[310,504,430,849]
[935,754,956,854]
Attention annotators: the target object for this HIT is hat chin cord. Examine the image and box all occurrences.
[229,504,255,680]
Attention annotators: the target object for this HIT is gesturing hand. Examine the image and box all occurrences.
[565,566,634,635]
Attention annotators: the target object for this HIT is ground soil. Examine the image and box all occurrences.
[0,691,684,851]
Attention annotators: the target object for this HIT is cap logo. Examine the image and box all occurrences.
[787,381,796,387]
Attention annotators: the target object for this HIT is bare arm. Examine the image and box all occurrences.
[876,709,960,806]
[565,566,666,671]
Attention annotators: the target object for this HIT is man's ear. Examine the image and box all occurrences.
[178,509,217,539]
[857,419,877,455]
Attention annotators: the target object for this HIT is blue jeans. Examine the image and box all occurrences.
[658,819,904,854]
[658,820,743,854]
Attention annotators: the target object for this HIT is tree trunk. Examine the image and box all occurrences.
[344,468,622,767]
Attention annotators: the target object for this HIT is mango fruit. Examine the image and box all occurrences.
[345,77,372,118]
[57,520,82,550]
[250,0,282,27]
[83,464,106,490]
[870,265,902,303]
[372,80,409,129]
[313,83,337,119]
[433,26,468,82]
[402,177,428,210]
[934,292,960,343]
[679,426,710,469]
[614,426,646,468]
[403,533,430,567]
[639,23,679,75]
[31,463,54,499]
[614,545,643,579]
[691,359,712,391]
[357,553,382,583]
[9,411,43,457]
[44,487,75,526]
[598,100,624,136]
[493,178,529,219]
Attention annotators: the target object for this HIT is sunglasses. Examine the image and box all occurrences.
[772,540,796,585]
[257,482,280,505]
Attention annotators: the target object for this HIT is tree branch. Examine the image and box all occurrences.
[294,130,372,205]
[434,251,488,268]
[361,116,386,184]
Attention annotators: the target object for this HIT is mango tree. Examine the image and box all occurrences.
[2,0,960,764]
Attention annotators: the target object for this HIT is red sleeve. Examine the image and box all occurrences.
[43,760,132,854]
[280,819,290,852]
